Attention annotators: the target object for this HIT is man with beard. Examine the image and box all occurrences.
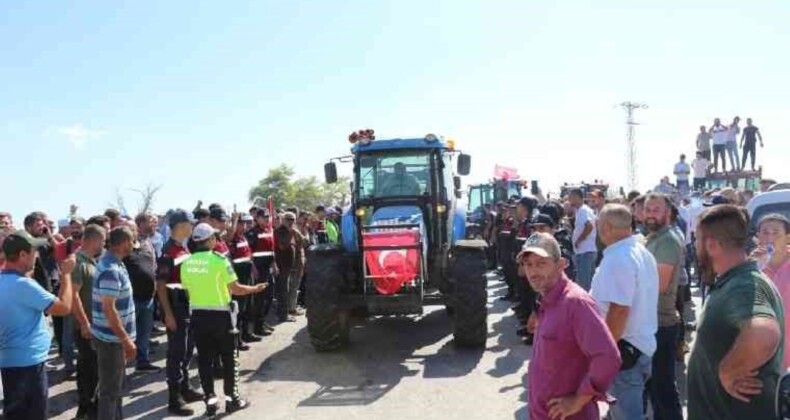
[688,205,783,419]
[643,193,684,420]
[520,233,620,420]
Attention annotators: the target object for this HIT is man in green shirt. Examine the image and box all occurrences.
[643,193,684,420]
[689,204,784,420]
[180,223,266,416]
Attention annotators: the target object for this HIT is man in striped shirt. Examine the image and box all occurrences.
[91,226,136,420]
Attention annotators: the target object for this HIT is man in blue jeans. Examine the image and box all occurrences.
[644,194,685,420]
[592,204,659,420]
[568,188,597,290]
[0,231,76,420]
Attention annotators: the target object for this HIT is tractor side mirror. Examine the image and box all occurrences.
[457,153,471,176]
[324,162,338,184]
[453,176,461,190]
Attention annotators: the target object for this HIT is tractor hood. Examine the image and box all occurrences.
[370,205,427,254]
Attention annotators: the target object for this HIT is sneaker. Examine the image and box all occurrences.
[238,342,251,352]
[226,398,250,413]
[135,363,162,374]
[180,385,204,403]
[168,396,194,416]
[242,333,262,343]
[205,396,219,417]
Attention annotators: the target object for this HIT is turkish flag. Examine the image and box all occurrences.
[362,230,421,295]
[494,165,518,180]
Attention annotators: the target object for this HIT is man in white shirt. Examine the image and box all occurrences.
[592,204,659,420]
[673,154,691,197]
[710,118,729,173]
[568,188,597,291]
[726,116,741,172]
[691,151,710,192]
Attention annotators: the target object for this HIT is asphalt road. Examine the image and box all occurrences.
[47,273,532,420]
[43,273,697,420]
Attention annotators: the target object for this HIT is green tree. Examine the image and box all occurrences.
[248,164,296,208]
[249,166,352,210]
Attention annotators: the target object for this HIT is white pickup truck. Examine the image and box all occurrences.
[747,189,790,233]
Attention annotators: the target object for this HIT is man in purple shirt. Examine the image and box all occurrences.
[520,233,621,420]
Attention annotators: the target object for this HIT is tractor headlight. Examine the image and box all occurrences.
[436,204,447,214]
[355,208,366,217]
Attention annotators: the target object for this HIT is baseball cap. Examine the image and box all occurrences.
[326,208,338,216]
[168,209,195,228]
[530,213,556,228]
[192,223,217,242]
[282,211,297,221]
[209,207,229,222]
[516,232,561,261]
[240,213,254,222]
[703,194,730,207]
[2,230,49,257]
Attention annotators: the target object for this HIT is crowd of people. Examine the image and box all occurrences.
[0,203,342,419]
[476,177,789,419]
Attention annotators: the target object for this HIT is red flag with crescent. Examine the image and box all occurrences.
[494,165,518,180]
[362,230,421,295]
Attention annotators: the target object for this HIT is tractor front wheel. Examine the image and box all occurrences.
[449,240,488,348]
[306,245,350,352]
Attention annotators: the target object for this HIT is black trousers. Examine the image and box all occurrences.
[0,363,48,420]
[742,142,757,170]
[166,289,195,388]
[75,334,98,418]
[191,311,240,401]
[251,256,275,332]
[232,261,253,339]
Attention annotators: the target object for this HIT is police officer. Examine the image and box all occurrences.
[180,223,266,416]
[246,207,278,337]
[513,196,538,340]
[155,209,203,416]
[228,213,258,349]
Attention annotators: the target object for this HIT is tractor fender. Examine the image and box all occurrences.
[341,208,358,253]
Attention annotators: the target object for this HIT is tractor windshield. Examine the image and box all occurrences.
[358,150,431,198]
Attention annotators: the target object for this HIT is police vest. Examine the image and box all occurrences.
[180,251,237,310]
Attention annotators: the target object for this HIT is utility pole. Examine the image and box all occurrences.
[619,101,648,191]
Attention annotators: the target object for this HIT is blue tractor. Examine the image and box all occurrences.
[307,133,488,351]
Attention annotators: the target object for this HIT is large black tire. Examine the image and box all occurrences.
[305,245,350,352]
[450,240,488,347]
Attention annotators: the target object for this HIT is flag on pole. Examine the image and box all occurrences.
[494,165,518,180]
[266,195,275,229]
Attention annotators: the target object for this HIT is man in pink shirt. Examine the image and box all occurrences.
[753,213,790,370]
[520,233,621,420]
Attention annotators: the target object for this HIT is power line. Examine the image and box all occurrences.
[619,101,648,191]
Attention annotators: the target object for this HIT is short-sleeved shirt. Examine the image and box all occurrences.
[572,205,598,254]
[692,159,709,179]
[743,125,759,145]
[157,238,190,284]
[696,132,711,152]
[125,247,157,301]
[0,269,56,368]
[711,125,729,145]
[591,235,659,357]
[91,252,136,343]
[726,123,740,143]
[645,225,682,327]
[274,225,296,271]
[180,251,238,309]
[673,162,691,181]
[72,250,99,323]
[763,258,790,370]
[688,261,784,420]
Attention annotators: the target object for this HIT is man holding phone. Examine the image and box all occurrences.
[0,230,76,420]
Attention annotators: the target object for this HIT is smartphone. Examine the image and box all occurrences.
[530,180,539,195]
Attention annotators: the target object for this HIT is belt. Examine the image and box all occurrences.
[191,306,230,313]
[166,283,185,290]
[257,233,273,239]
[233,256,252,264]
[252,251,274,257]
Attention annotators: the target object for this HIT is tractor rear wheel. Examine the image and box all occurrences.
[306,245,350,352]
[450,240,488,348]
